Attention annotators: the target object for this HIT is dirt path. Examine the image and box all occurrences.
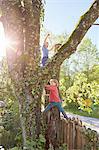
[66,112,99,134]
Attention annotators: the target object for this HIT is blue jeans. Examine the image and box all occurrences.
[42,56,48,66]
[44,102,66,114]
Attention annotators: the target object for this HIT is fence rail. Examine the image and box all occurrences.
[45,107,99,150]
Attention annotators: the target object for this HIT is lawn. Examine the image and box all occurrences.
[64,103,99,119]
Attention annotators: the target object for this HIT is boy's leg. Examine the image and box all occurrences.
[56,103,68,119]
[43,103,53,113]
[42,57,48,66]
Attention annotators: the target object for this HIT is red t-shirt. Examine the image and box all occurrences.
[45,85,61,102]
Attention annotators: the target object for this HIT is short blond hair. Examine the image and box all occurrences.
[50,79,59,87]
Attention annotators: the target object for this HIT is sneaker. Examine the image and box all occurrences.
[64,114,68,119]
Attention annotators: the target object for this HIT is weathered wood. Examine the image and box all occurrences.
[44,112,99,150]
[60,119,64,144]
[76,124,82,149]
[66,118,70,150]
[45,107,60,150]
[72,118,76,149]
[69,119,73,150]
[63,119,67,144]
[80,126,86,149]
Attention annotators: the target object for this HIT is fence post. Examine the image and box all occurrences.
[75,118,82,149]
[64,119,68,145]
[72,118,76,149]
[68,119,73,150]
[45,107,60,150]
[80,125,86,149]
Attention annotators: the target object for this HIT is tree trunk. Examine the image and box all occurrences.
[15,93,27,148]
[1,0,42,145]
[0,0,27,147]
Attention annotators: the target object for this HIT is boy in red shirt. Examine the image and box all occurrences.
[44,79,68,119]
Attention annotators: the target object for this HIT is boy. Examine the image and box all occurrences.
[44,79,68,119]
[41,34,50,66]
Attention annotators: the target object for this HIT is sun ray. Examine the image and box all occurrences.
[0,21,18,60]
[0,22,6,59]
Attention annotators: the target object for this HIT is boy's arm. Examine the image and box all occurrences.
[44,34,50,45]
[49,45,55,51]
[49,44,62,51]
[45,85,54,91]
[45,93,50,96]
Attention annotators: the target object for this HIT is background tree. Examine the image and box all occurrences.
[60,37,99,116]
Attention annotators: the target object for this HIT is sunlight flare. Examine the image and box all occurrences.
[0,22,18,60]
[0,22,6,59]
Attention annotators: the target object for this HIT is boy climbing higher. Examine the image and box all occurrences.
[41,33,50,66]
[41,34,62,66]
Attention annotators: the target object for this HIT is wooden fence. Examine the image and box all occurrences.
[59,118,99,150]
[44,107,99,150]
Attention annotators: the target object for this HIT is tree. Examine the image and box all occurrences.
[77,38,99,79]
[63,72,99,113]
[0,0,99,149]
[60,37,99,78]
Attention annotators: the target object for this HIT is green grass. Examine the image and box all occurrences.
[64,104,99,119]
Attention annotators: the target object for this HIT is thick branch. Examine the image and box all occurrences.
[47,0,99,68]
[93,23,99,25]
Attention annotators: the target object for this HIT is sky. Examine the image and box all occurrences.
[43,0,99,49]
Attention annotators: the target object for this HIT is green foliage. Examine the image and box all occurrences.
[0,58,22,149]
[1,110,22,149]
[83,129,99,150]
[25,134,45,150]
[40,0,45,27]
[48,143,67,150]
[60,37,99,114]
[58,143,67,150]
[60,70,99,113]
[0,58,16,106]
[0,130,16,149]
[60,38,99,75]
[9,147,21,150]
[86,65,99,84]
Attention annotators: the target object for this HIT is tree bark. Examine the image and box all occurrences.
[24,0,41,69]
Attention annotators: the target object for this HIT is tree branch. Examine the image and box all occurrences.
[93,23,99,25]
[47,0,99,68]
